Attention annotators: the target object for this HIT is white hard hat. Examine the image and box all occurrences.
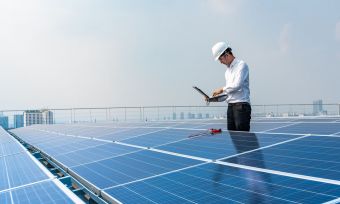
[212,42,230,61]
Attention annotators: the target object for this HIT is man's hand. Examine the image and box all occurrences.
[212,88,223,97]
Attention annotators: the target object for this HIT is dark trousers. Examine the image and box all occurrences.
[227,102,251,131]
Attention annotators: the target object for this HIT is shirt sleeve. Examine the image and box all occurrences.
[223,62,249,94]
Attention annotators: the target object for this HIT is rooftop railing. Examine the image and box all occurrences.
[1,103,340,129]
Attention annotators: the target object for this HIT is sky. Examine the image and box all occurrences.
[0,0,339,110]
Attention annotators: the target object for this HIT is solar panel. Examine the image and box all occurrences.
[103,163,340,203]
[9,117,340,203]
[0,127,83,204]
[120,129,201,147]
[223,135,340,181]
[157,132,302,160]
[54,143,139,167]
[1,180,80,204]
[267,122,340,135]
[70,150,202,189]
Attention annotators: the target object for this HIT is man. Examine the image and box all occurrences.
[211,41,251,131]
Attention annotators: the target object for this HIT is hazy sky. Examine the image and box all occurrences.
[0,0,339,109]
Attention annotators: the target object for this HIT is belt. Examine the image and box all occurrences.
[228,102,250,106]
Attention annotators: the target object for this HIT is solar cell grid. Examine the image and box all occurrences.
[98,127,167,141]
[71,150,202,189]
[54,143,139,167]
[0,127,84,204]
[0,181,80,204]
[8,117,340,203]
[157,131,303,160]
[40,138,105,156]
[268,122,340,135]
[223,135,340,181]
[120,129,201,147]
[104,163,340,204]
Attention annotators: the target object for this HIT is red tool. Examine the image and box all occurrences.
[188,128,222,138]
[209,128,222,134]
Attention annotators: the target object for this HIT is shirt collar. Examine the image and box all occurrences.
[227,58,238,68]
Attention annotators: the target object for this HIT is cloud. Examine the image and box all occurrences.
[206,0,243,16]
[278,23,293,54]
[336,21,340,42]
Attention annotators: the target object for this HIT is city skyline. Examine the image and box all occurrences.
[0,0,339,110]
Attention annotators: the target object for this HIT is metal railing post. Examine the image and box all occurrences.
[139,106,142,121]
[72,108,75,123]
[142,107,145,121]
[90,110,92,122]
[70,109,72,124]
[157,106,160,121]
[124,107,127,121]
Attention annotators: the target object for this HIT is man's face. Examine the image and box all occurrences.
[218,53,229,65]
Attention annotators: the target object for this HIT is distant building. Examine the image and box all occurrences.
[313,99,323,115]
[172,112,176,120]
[42,109,54,124]
[187,112,197,119]
[14,114,24,128]
[180,112,184,120]
[0,116,9,129]
[197,113,202,119]
[24,109,54,126]
[205,113,210,119]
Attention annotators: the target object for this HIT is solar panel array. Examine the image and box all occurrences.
[9,117,340,204]
[0,127,83,204]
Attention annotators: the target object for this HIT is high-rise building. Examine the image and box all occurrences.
[24,109,54,126]
[42,109,54,124]
[14,114,24,128]
[313,100,323,115]
[0,116,9,129]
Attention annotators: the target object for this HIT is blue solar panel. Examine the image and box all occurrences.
[5,153,50,189]
[162,123,206,129]
[249,122,295,132]
[223,135,340,181]
[1,127,83,204]
[268,122,340,135]
[0,157,9,190]
[104,163,340,203]
[55,143,139,167]
[95,127,166,140]
[157,131,301,160]
[121,129,200,147]
[71,150,202,189]
[252,118,296,122]
[0,142,24,156]
[0,191,11,204]
[292,118,339,122]
[41,138,106,156]
[9,119,340,203]
[0,181,78,204]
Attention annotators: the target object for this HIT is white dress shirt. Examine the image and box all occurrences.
[222,58,250,104]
